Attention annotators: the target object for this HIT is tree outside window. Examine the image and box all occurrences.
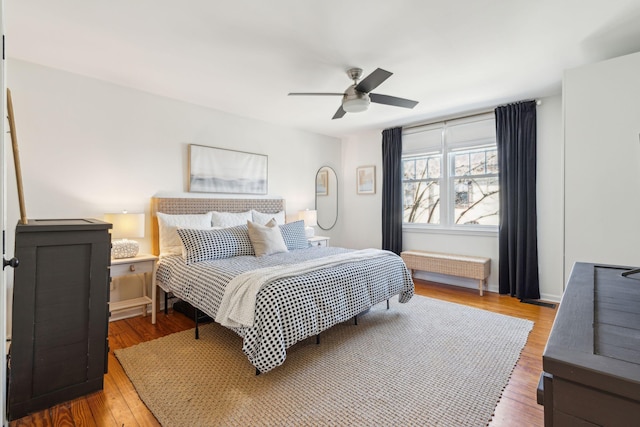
[402,116,498,229]
[403,154,441,224]
[451,147,499,226]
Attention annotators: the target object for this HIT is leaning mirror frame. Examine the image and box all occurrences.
[315,166,338,230]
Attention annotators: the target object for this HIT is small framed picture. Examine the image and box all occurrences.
[356,165,376,195]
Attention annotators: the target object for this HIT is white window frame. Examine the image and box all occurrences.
[402,113,498,234]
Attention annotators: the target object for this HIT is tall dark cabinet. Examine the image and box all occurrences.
[8,219,111,420]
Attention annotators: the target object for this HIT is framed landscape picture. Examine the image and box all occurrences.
[189,145,268,194]
[356,165,376,195]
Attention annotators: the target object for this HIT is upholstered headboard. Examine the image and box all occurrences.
[150,196,286,256]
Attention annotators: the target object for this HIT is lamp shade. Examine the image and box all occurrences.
[298,209,317,227]
[104,212,145,239]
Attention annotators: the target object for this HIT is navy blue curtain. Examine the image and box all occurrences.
[495,101,540,299]
[382,127,403,255]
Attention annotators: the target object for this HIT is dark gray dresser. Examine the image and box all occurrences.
[8,219,111,420]
[540,262,640,426]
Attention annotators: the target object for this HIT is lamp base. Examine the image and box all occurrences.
[112,239,140,259]
[304,226,315,238]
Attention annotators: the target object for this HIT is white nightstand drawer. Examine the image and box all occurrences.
[111,260,154,276]
[308,236,330,247]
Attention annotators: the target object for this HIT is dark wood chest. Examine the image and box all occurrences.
[8,219,111,420]
[541,262,640,426]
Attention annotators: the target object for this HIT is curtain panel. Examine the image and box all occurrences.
[381,127,403,255]
[495,101,540,300]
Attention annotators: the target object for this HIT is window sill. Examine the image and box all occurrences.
[402,224,498,237]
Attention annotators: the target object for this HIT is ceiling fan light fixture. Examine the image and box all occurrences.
[342,92,370,113]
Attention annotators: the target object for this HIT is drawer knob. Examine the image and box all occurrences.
[129,264,136,272]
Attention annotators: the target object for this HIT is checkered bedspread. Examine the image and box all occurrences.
[156,247,414,373]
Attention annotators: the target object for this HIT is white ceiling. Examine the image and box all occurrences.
[5,0,640,138]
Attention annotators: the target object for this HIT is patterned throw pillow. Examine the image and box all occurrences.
[279,220,309,250]
[177,224,255,264]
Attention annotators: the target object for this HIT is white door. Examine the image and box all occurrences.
[1,1,8,425]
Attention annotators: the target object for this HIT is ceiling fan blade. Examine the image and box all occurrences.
[288,92,345,96]
[355,68,392,93]
[332,105,346,120]
[369,93,418,109]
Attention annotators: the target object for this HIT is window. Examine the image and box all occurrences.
[402,114,498,229]
[403,153,441,224]
[450,146,499,225]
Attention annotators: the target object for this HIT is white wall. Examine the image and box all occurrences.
[564,51,640,282]
[5,59,342,320]
[536,95,564,301]
[340,96,565,301]
[340,130,384,249]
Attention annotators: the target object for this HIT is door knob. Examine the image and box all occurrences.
[3,257,19,270]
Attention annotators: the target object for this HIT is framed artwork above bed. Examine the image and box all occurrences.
[189,144,268,194]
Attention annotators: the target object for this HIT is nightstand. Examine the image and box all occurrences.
[308,236,330,247]
[109,254,158,324]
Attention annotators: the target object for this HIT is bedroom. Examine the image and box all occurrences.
[2,1,640,426]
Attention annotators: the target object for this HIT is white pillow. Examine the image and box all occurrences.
[247,219,288,257]
[156,212,213,257]
[210,210,252,228]
[251,210,286,225]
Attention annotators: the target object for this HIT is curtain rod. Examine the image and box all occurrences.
[402,99,542,131]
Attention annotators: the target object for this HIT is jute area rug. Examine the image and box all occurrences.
[115,295,533,427]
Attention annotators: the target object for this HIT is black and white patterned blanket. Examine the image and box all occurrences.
[156,247,414,373]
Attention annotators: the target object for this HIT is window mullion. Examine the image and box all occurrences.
[440,128,451,227]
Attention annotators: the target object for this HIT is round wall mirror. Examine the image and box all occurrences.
[315,166,338,230]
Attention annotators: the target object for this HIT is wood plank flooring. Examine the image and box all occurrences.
[9,280,556,426]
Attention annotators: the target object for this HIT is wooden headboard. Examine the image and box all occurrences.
[150,196,286,256]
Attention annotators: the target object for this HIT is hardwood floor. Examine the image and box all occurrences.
[9,280,556,426]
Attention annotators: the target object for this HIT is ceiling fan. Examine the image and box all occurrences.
[288,67,419,120]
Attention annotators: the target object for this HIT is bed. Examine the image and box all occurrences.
[150,196,414,373]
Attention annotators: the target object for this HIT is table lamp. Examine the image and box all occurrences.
[104,211,145,259]
[298,209,317,238]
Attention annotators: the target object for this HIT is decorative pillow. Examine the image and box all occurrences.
[178,226,221,258]
[247,219,288,257]
[210,211,252,228]
[251,210,286,225]
[157,212,213,257]
[177,224,254,264]
[279,220,309,250]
